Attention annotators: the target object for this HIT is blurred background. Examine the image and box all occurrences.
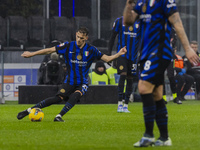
[0,0,200,102]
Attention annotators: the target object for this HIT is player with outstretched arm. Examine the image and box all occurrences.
[17,27,127,122]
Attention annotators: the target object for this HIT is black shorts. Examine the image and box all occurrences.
[56,83,88,101]
[117,56,136,76]
[138,58,170,86]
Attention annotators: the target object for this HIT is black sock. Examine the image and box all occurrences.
[118,75,126,101]
[32,96,62,109]
[155,99,168,139]
[125,78,133,104]
[59,92,81,116]
[141,93,156,137]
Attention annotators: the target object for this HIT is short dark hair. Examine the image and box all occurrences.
[190,41,198,45]
[77,27,89,36]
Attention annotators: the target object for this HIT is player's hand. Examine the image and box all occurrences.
[118,46,127,56]
[185,47,199,65]
[21,51,33,58]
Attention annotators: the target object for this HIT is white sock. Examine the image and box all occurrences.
[118,101,123,106]
[56,114,61,118]
[123,104,128,108]
[27,108,31,113]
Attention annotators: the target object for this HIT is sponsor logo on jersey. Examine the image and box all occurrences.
[123,31,137,37]
[70,60,87,66]
[140,14,152,22]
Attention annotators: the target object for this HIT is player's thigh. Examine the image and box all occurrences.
[153,85,163,101]
[56,83,75,100]
[117,56,128,74]
[138,58,170,86]
[75,84,89,96]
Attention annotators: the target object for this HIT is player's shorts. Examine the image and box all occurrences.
[138,58,171,86]
[56,83,88,101]
[117,56,136,76]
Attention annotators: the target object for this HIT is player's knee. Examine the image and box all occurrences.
[71,91,82,100]
[138,83,154,94]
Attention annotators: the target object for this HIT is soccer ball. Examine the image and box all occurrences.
[29,108,44,122]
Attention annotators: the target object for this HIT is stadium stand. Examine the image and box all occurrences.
[6,16,28,50]
[27,16,50,50]
[0,16,6,50]
[50,16,75,43]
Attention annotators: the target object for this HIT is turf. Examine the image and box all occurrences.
[0,100,200,150]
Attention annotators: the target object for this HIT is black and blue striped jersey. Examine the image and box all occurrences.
[56,41,103,85]
[108,17,140,63]
[134,0,177,61]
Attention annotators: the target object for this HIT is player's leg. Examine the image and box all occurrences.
[123,76,133,112]
[153,60,172,146]
[153,86,172,146]
[116,56,127,112]
[174,74,184,104]
[17,83,71,120]
[134,59,171,147]
[17,96,63,120]
[54,84,88,122]
[134,80,156,147]
[180,74,194,100]
[123,61,136,112]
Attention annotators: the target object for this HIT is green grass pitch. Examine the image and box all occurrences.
[0,100,200,150]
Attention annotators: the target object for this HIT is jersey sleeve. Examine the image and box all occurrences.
[92,47,103,60]
[163,0,178,18]
[133,0,142,15]
[112,18,120,33]
[56,41,69,55]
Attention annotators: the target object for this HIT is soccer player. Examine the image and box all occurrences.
[108,0,140,113]
[123,0,199,147]
[17,27,127,122]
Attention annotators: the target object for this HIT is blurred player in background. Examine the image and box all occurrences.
[108,0,140,113]
[123,0,199,147]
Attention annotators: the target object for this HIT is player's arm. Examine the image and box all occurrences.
[168,12,199,64]
[21,47,56,58]
[101,46,127,63]
[108,31,118,55]
[123,0,138,26]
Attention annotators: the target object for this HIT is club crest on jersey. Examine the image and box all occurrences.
[142,3,147,13]
[119,65,124,70]
[77,54,82,60]
[129,26,133,31]
[60,89,65,93]
[85,51,89,56]
[150,0,155,7]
